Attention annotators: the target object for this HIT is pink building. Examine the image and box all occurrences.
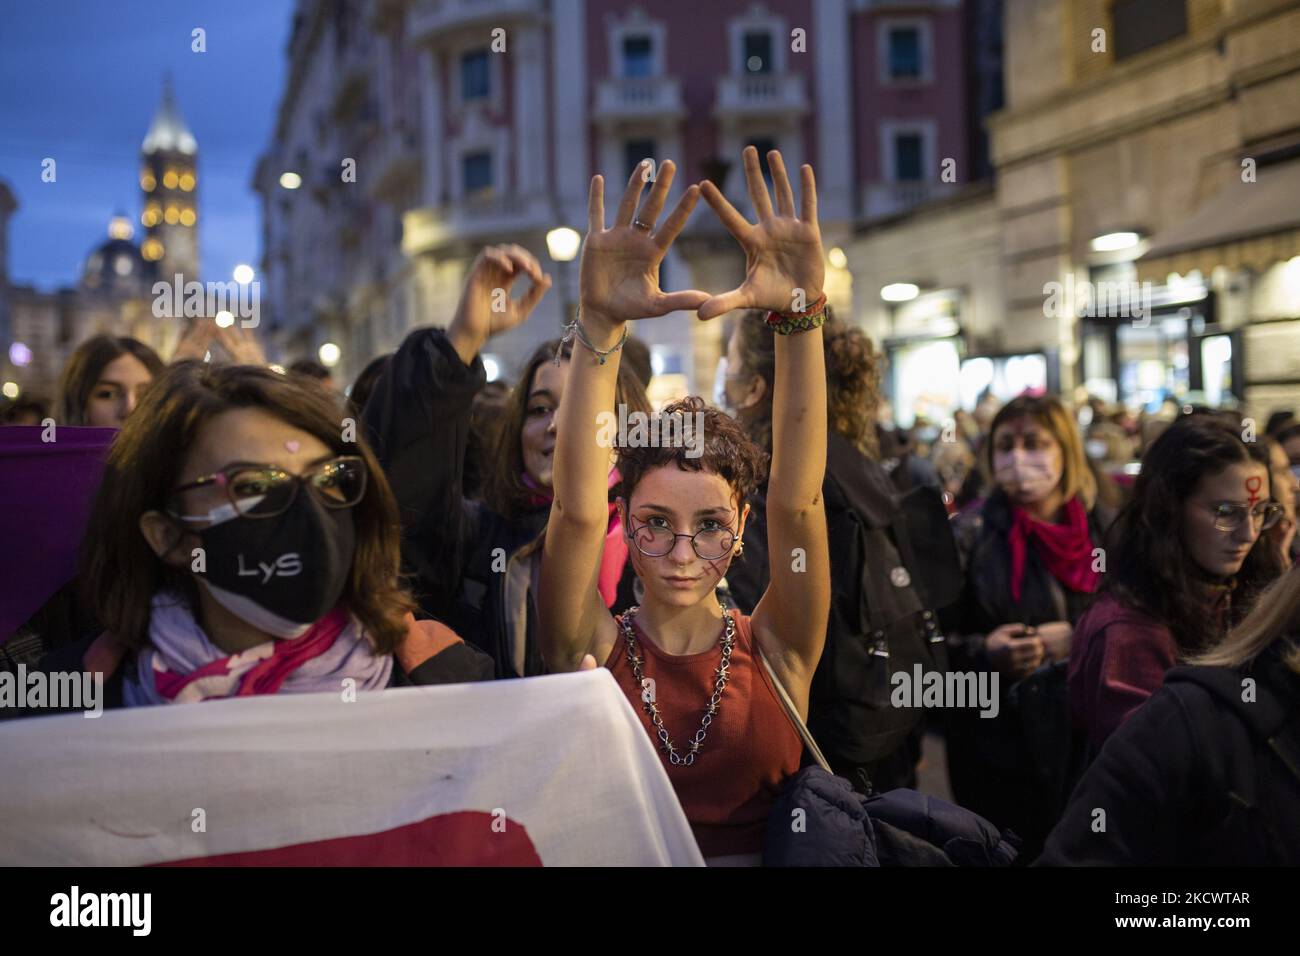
[257,0,980,388]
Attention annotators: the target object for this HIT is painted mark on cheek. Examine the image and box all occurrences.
[1245,475,1262,507]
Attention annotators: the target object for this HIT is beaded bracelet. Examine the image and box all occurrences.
[765,292,828,336]
[555,313,629,365]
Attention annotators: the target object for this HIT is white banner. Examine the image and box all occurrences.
[0,670,703,866]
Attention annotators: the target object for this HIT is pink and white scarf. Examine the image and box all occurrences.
[122,593,392,706]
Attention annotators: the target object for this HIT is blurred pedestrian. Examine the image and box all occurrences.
[724,311,954,793]
[942,394,1109,860]
[57,334,163,427]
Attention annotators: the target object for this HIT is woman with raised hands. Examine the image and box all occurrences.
[538,147,831,863]
[362,243,650,678]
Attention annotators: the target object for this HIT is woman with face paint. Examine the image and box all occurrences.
[27,362,493,712]
[1040,561,1300,866]
[538,147,830,863]
[942,394,1109,861]
[361,245,650,678]
[1069,412,1286,754]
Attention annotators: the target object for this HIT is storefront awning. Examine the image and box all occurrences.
[1136,159,1300,283]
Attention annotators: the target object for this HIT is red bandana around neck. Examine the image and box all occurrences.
[1007,496,1100,602]
[523,468,628,608]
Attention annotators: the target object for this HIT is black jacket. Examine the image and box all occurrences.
[940,491,1110,858]
[726,432,952,790]
[362,327,633,678]
[1037,643,1300,865]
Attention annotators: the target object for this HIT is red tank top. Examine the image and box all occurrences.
[606,611,803,858]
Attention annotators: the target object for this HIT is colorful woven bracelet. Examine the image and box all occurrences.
[765,292,828,336]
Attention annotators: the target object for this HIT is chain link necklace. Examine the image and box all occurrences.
[620,602,736,767]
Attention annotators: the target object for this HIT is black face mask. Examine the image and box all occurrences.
[192,489,356,638]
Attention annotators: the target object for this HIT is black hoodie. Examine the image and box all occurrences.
[1036,641,1300,865]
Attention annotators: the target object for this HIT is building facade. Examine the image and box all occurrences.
[255,0,983,392]
[853,0,1300,424]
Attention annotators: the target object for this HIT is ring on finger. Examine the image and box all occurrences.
[632,218,652,232]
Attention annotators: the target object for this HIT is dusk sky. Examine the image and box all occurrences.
[0,0,295,291]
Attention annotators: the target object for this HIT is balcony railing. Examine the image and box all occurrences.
[402,192,551,254]
[862,181,959,220]
[593,77,686,123]
[408,0,540,43]
[714,72,808,118]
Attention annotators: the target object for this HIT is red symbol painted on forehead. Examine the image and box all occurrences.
[1245,475,1263,506]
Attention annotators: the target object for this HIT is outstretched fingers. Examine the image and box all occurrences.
[800,164,818,226]
[698,179,751,240]
[587,175,605,233]
[636,159,676,228]
[654,288,712,316]
[653,183,700,250]
[696,287,750,322]
[615,162,649,227]
[769,151,796,219]
[743,145,774,221]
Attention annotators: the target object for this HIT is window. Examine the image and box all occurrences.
[461,50,490,101]
[624,138,656,181]
[463,152,493,196]
[1113,0,1187,61]
[622,35,653,78]
[887,27,922,80]
[743,31,773,73]
[894,133,923,181]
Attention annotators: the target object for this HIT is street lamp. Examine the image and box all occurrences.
[546,227,581,326]
[279,172,302,190]
[318,342,341,367]
[881,282,920,303]
[233,264,255,284]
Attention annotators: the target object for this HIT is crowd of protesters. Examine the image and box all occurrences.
[2,146,1298,866]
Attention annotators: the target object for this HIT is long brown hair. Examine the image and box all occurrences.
[731,307,881,458]
[58,334,164,425]
[80,361,414,653]
[482,337,652,519]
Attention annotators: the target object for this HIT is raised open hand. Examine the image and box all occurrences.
[696,146,824,320]
[580,159,709,329]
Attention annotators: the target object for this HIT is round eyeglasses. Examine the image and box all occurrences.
[1207,501,1283,534]
[168,456,368,523]
[628,515,738,561]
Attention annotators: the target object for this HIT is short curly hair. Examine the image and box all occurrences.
[616,396,768,506]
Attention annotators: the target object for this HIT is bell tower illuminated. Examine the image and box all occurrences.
[140,76,199,282]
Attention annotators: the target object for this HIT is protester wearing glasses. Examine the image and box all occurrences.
[538,147,831,862]
[1069,412,1286,755]
[1040,562,1300,866]
[28,362,491,713]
